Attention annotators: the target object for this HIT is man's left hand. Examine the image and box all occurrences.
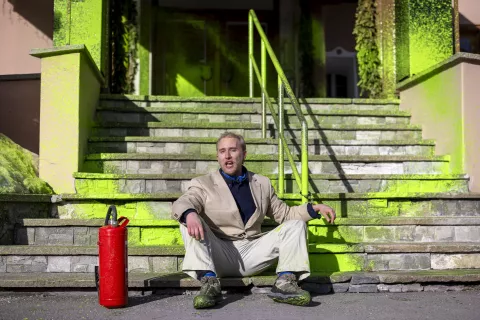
[312,204,336,224]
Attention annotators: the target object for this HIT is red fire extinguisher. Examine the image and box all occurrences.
[95,205,129,308]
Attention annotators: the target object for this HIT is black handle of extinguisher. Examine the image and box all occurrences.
[104,205,117,226]
[95,265,100,294]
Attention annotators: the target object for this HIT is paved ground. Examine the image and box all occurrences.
[0,290,479,320]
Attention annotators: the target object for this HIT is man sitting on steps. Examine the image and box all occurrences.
[172,132,336,309]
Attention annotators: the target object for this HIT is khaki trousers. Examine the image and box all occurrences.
[180,219,310,281]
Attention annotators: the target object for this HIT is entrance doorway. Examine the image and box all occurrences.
[151,4,278,96]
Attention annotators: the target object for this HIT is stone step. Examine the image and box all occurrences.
[82,154,450,175]
[3,270,480,293]
[99,94,401,112]
[91,122,423,141]
[87,137,435,156]
[73,173,468,194]
[96,105,411,126]
[12,217,480,248]
[58,192,480,218]
[4,193,480,237]
[2,243,480,273]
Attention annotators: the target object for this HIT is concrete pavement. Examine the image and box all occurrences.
[0,290,479,320]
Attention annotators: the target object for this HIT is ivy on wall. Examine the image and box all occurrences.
[353,0,383,98]
[110,0,138,94]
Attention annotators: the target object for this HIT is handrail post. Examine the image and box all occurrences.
[301,121,309,203]
[261,40,267,139]
[278,75,284,197]
[249,9,310,203]
[248,12,254,98]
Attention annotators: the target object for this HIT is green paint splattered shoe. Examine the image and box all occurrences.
[267,273,311,306]
[193,276,222,309]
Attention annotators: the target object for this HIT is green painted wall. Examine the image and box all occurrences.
[79,53,102,172]
[395,0,453,81]
[138,0,151,95]
[53,0,108,76]
[311,10,327,98]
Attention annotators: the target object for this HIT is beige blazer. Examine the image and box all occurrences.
[172,170,312,240]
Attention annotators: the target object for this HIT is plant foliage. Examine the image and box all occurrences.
[353,0,383,98]
[111,0,138,94]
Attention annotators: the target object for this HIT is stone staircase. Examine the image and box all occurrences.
[2,95,480,294]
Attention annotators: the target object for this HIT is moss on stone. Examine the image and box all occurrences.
[0,194,53,202]
[308,225,364,243]
[100,94,400,105]
[396,0,453,80]
[397,53,480,91]
[0,134,53,194]
[85,153,449,162]
[98,105,257,114]
[100,94,261,103]
[74,179,121,195]
[74,173,199,180]
[308,243,364,253]
[309,253,365,272]
[140,228,183,246]
[98,103,408,117]
[88,135,434,146]
[60,193,181,200]
[95,121,261,129]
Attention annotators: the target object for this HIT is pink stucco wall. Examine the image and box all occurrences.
[0,0,53,153]
[0,0,53,75]
[459,0,480,25]
[398,56,480,192]
[462,63,480,193]
[0,79,40,153]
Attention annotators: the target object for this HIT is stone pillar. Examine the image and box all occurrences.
[53,0,109,78]
[395,0,453,81]
[376,0,396,98]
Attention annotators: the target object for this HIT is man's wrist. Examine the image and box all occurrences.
[307,203,320,219]
[180,209,197,223]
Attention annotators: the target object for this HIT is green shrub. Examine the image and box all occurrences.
[353,0,383,98]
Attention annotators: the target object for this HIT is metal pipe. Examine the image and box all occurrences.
[278,75,284,196]
[248,13,254,97]
[261,40,267,139]
[251,55,302,190]
[301,121,309,203]
[248,10,309,198]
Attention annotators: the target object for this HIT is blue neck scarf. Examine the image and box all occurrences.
[220,167,248,184]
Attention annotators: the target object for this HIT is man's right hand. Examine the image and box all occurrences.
[185,212,204,241]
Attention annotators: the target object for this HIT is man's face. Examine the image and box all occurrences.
[217,137,247,176]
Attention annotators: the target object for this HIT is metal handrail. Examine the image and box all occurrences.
[248,10,309,203]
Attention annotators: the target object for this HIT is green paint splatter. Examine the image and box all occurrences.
[396,0,453,80]
[53,0,107,73]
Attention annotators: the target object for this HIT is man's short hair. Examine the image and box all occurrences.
[216,132,246,152]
